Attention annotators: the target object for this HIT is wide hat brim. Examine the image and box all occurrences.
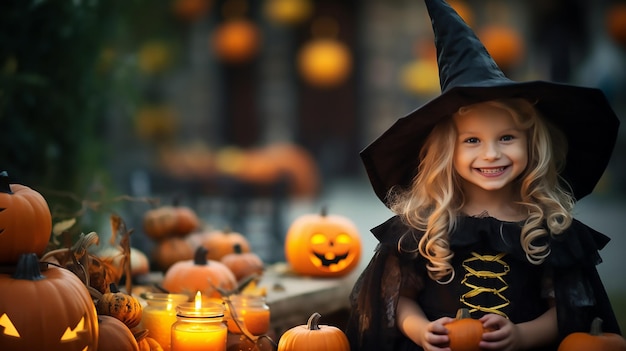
[360,80,620,205]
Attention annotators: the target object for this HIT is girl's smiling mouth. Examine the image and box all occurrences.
[476,166,509,176]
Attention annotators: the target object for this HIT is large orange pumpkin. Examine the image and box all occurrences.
[0,171,52,264]
[277,312,349,351]
[558,317,626,351]
[161,246,238,298]
[0,253,99,351]
[285,206,361,277]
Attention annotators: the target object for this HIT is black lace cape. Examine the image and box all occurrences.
[345,215,621,351]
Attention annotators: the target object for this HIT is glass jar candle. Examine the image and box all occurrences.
[227,295,271,336]
[171,302,227,351]
[141,293,189,351]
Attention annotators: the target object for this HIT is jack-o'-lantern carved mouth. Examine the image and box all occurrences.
[1,312,90,351]
[311,251,350,267]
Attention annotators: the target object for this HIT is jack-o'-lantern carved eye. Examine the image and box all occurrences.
[0,313,20,337]
[310,233,327,245]
[61,316,86,342]
[335,233,351,245]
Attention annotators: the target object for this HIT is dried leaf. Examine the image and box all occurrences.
[52,218,76,236]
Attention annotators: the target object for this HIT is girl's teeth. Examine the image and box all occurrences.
[480,167,505,174]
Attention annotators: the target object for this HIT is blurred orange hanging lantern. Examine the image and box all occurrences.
[173,0,212,22]
[264,0,313,26]
[297,38,352,88]
[400,58,440,96]
[212,19,260,64]
[478,24,525,70]
[607,2,626,48]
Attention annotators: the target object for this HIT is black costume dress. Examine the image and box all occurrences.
[345,215,621,351]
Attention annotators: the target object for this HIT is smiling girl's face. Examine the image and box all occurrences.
[453,103,528,197]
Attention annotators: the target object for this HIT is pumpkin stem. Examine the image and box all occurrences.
[233,243,243,254]
[455,308,472,320]
[0,171,13,194]
[194,246,209,265]
[13,253,45,281]
[320,205,328,217]
[109,282,120,293]
[590,317,604,336]
[307,312,322,330]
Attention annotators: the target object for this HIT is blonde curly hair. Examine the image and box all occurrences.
[389,98,575,283]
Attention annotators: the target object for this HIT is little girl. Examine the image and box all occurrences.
[347,0,622,350]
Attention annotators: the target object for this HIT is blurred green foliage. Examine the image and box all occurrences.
[0,0,181,198]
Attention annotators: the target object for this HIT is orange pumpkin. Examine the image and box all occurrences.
[558,317,626,351]
[0,253,99,351]
[277,312,349,351]
[143,205,199,240]
[285,206,361,277]
[446,308,490,351]
[97,315,139,351]
[161,246,238,298]
[201,227,251,261]
[0,171,52,264]
[152,237,195,271]
[220,244,264,281]
[137,334,164,351]
[96,283,143,329]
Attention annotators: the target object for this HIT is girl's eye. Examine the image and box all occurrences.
[464,137,479,143]
[501,135,514,141]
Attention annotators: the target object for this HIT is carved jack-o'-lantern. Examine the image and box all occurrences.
[285,207,361,277]
[0,253,99,351]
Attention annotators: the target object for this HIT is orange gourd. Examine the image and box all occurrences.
[97,315,139,351]
[446,308,490,351]
[161,246,238,298]
[0,253,99,350]
[202,227,251,261]
[0,171,52,264]
[96,283,143,329]
[220,244,264,281]
[277,312,349,351]
[285,206,361,277]
[558,317,626,351]
[137,334,164,351]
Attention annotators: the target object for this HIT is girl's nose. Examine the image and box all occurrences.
[483,142,501,160]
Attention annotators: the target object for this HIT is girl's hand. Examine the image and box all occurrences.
[420,316,455,351]
[478,314,521,351]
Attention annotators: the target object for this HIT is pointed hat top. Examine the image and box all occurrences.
[360,0,620,206]
[425,0,511,92]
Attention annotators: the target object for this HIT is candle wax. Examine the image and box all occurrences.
[142,308,178,351]
[171,323,227,351]
[243,309,270,336]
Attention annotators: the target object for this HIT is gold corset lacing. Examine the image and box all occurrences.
[460,252,510,318]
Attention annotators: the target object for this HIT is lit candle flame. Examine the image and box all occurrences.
[194,291,202,309]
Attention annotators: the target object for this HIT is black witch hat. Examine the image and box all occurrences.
[361,0,620,205]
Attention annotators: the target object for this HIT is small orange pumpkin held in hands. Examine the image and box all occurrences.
[277,312,350,351]
[446,308,490,351]
[558,317,626,351]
